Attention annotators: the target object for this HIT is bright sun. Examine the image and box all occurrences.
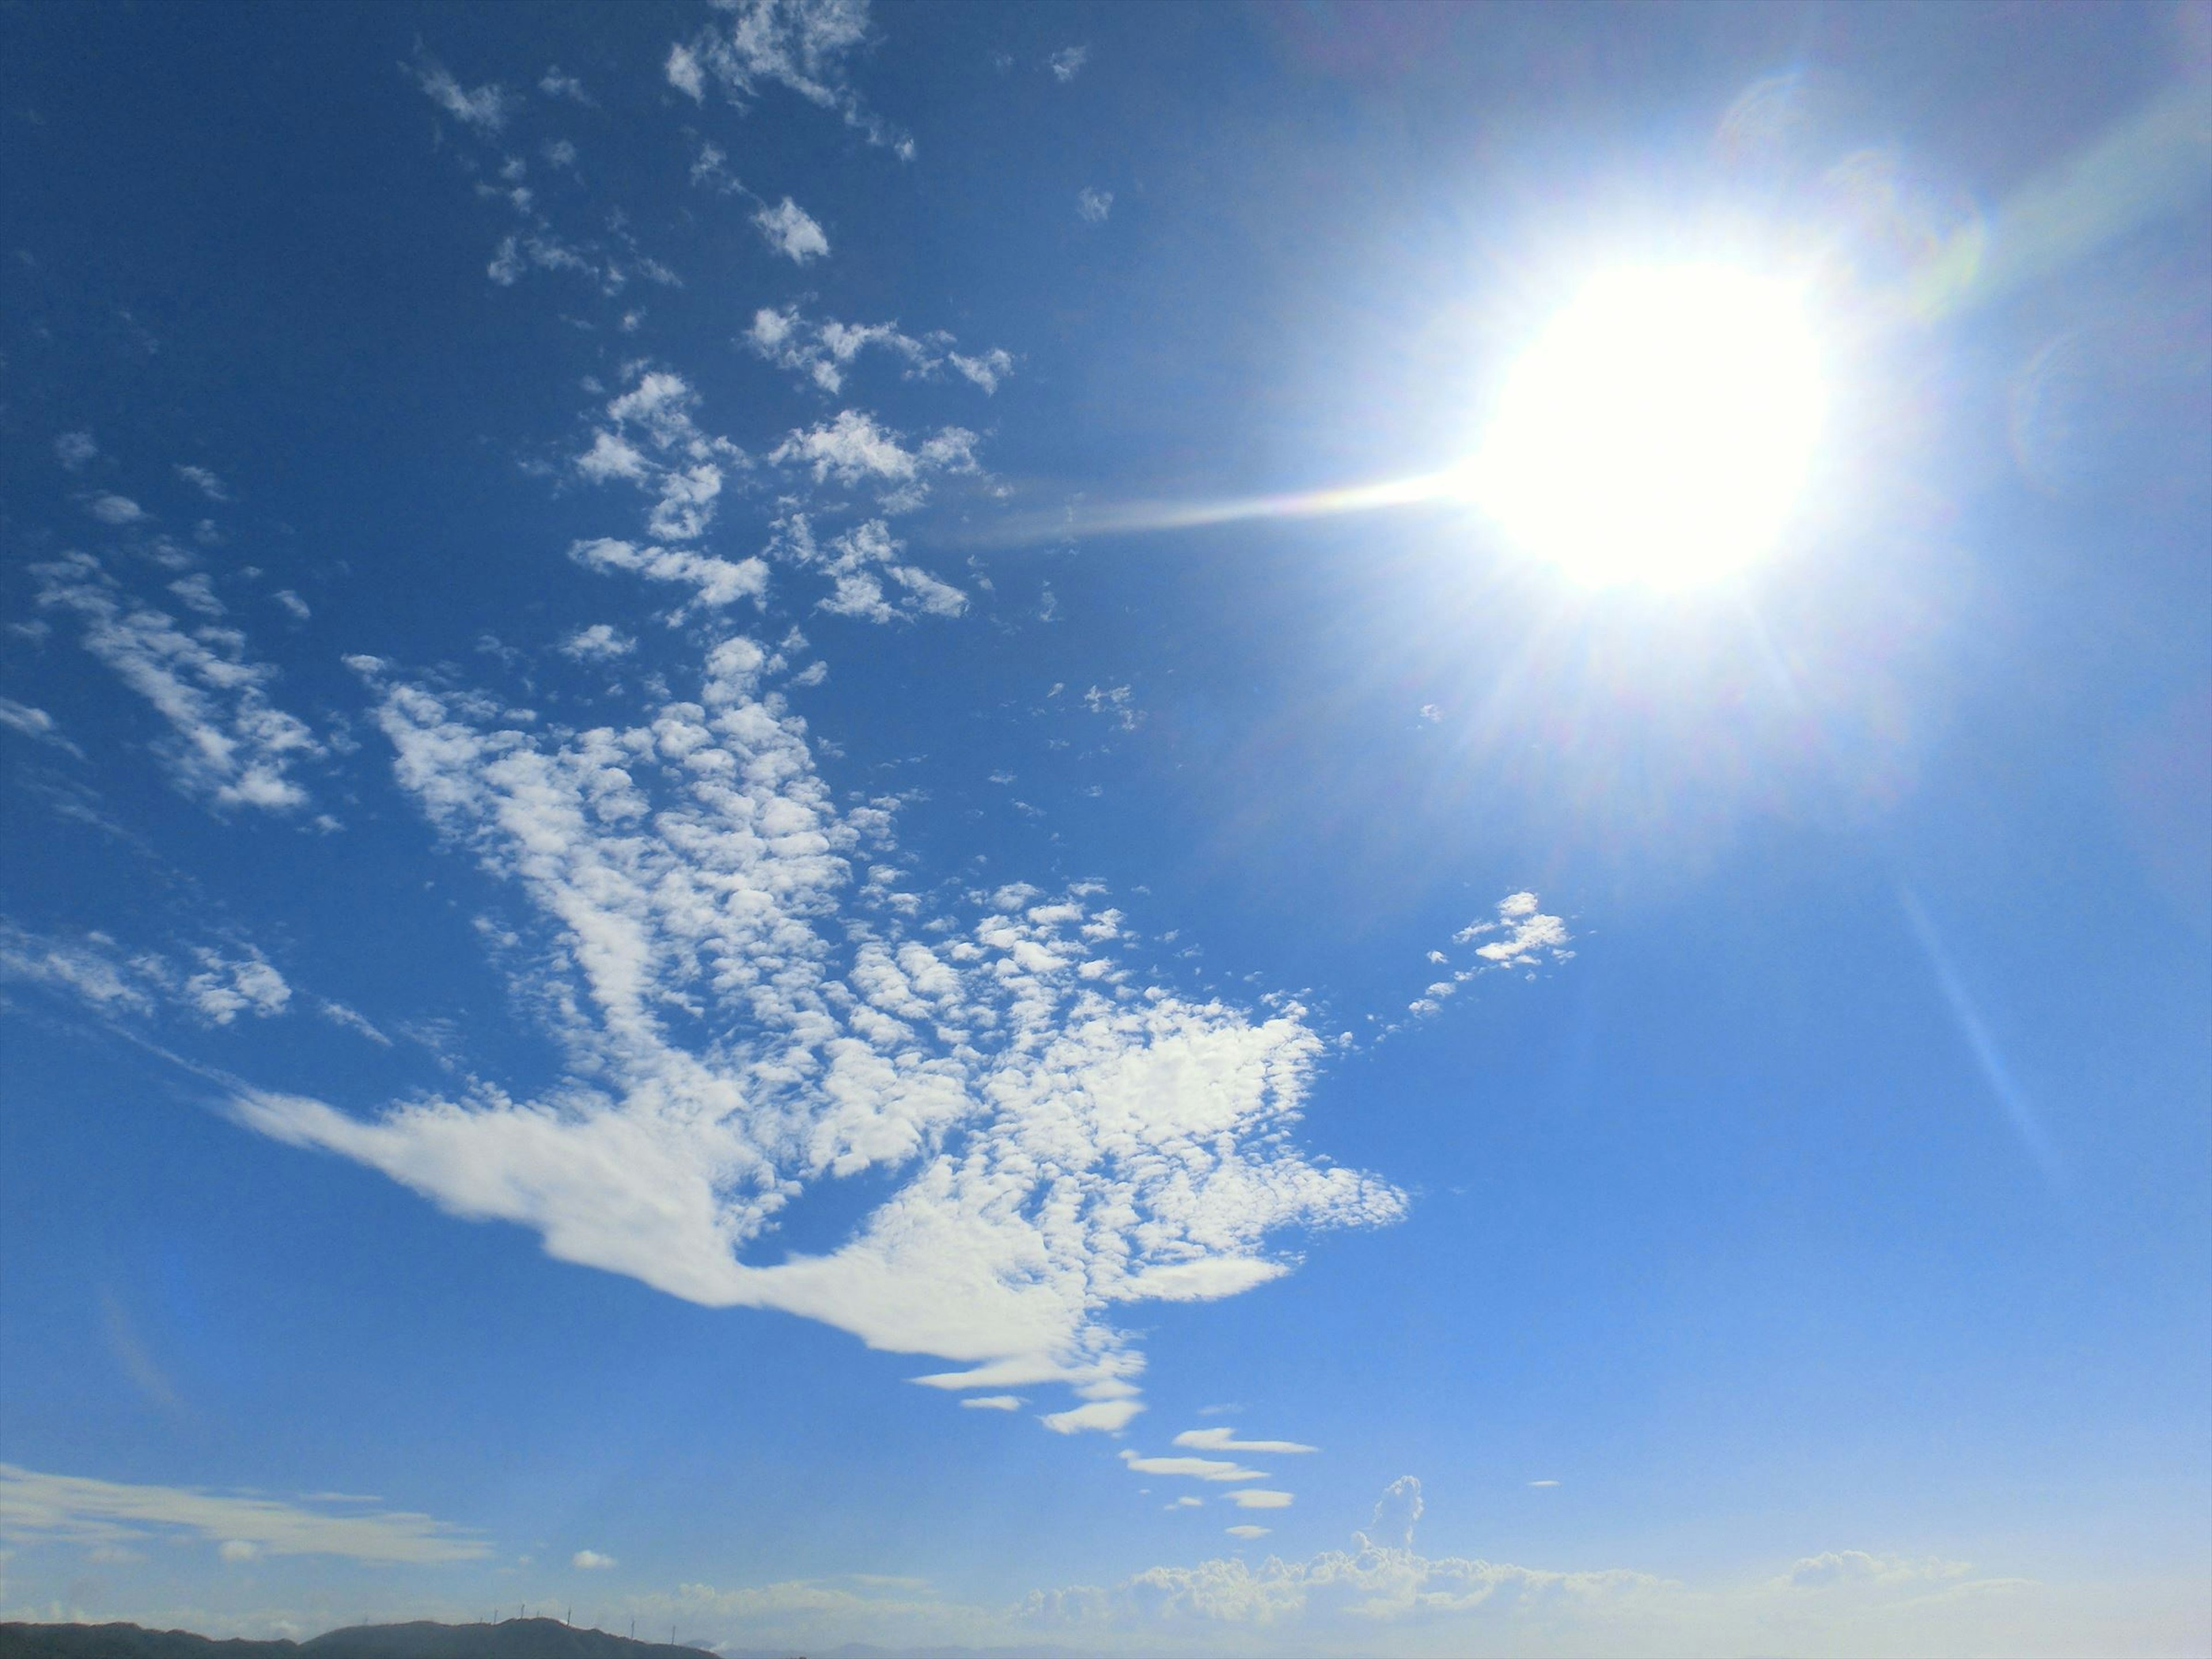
[1469,263,1827,588]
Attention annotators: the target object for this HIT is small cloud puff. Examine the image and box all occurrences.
[1077,187,1113,224]
[85,494,146,525]
[55,431,98,470]
[410,62,510,131]
[560,623,636,660]
[1225,1524,1271,1539]
[1228,1490,1295,1509]
[1048,46,1090,83]
[959,1395,1023,1411]
[755,197,830,264]
[571,1549,616,1570]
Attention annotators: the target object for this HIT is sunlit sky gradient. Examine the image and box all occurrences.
[2,4,2208,1655]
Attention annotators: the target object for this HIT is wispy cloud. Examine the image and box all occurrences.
[0,698,86,760]
[0,1463,487,1563]
[1047,46,1090,84]
[54,431,98,470]
[745,305,1013,397]
[0,922,293,1027]
[669,0,913,157]
[33,554,323,812]
[1173,1427,1318,1455]
[173,464,229,501]
[408,61,512,132]
[1118,1451,1267,1483]
[755,197,831,263]
[1077,187,1112,224]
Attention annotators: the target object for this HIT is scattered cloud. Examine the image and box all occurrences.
[959,1395,1022,1411]
[1048,46,1090,83]
[319,999,394,1047]
[668,0,912,156]
[777,517,967,624]
[0,699,86,760]
[54,431,97,470]
[0,1463,487,1564]
[571,369,746,543]
[1077,187,1113,224]
[173,464,229,501]
[1119,1451,1266,1483]
[1084,684,1141,730]
[236,630,1404,1433]
[571,1548,617,1570]
[560,623,637,660]
[1529,1478,1559,1488]
[755,197,831,263]
[85,493,146,525]
[1226,1489,1294,1510]
[745,305,1012,397]
[409,61,512,132]
[1173,1428,1317,1455]
[665,42,706,101]
[34,553,324,812]
[1224,1524,1270,1539]
[539,67,591,103]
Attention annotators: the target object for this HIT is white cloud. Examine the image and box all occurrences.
[168,572,225,618]
[34,553,323,812]
[86,493,146,525]
[1785,1550,1976,1590]
[410,62,511,131]
[1173,1428,1318,1455]
[1084,684,1141,729]
[1226,1489,1294,1510]
[745,305,1012,398]
[779,517,967,625]
[1167,1497,1203,1509]
[572,1548,617,1569]
[236,635,1404,1431]
[755,197,830,264]
[948,347,1014,393]
[0,923,157,1016]
[1119,1451,1266,1483]
[174,464,229,501]
[570,539,768,613]
[178,945,292,1024]
[320,999,393,1047]
[1048,46,1090,83]
[571,370,747,543]
[0,924,294,1029]
[539,67,591,103]
[1040,1399,1143,1435]
[671,0,911,156]
[0,1463,486,1564]
[666,41,705,99]
[1528,1478,1559,1488]
[0,699,85,760]
[560,623,637,660]
[959,1394,1022,1411]
[54,431,98,469]
[1224,1524,1270,1539]
[1455,891,1573,968]
[272,589,311,621]
[1078,187,1113,224]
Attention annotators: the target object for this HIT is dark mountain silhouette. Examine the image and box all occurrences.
[0,1619,730,1659]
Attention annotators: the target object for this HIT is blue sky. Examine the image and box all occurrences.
[1,3,2207,1654]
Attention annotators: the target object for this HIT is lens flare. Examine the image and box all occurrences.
[1469,264,1826,587]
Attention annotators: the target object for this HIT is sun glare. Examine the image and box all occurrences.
[1471,264,1827,588]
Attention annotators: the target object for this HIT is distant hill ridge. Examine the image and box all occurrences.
[0,1618,729,1659]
